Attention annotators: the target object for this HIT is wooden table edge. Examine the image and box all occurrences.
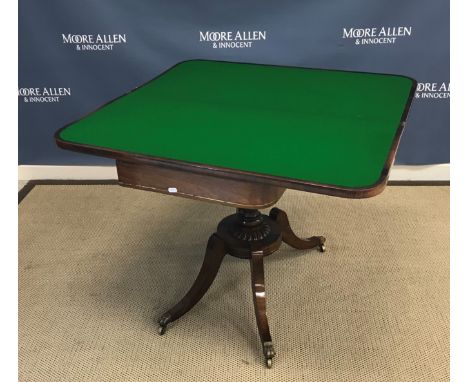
[56,131,391,199]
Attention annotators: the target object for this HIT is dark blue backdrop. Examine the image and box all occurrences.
[19,0,449,165]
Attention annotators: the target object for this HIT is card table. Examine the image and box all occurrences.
[56,60,416,368]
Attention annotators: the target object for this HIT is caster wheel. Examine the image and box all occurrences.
[157,314,171,335]
[319,243,326,253]
[262,341,275,368]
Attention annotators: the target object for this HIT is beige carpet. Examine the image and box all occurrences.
[19,185,449,381]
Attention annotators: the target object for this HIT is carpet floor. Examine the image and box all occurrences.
[19,185,449,381]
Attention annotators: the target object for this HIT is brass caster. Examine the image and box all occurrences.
[262,341,276,368]
[157,314,171,335]
[318,236,326,253]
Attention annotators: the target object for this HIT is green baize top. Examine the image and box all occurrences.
[59,60,414,188]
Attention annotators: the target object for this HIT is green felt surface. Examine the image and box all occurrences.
[59,60,414,188]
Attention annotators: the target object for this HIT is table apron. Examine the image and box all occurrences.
[116,160,286,209]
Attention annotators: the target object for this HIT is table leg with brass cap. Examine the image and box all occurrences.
[156,234,227,335]
[270,207,326,252]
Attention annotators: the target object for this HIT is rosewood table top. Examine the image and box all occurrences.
[56,60,416,198]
